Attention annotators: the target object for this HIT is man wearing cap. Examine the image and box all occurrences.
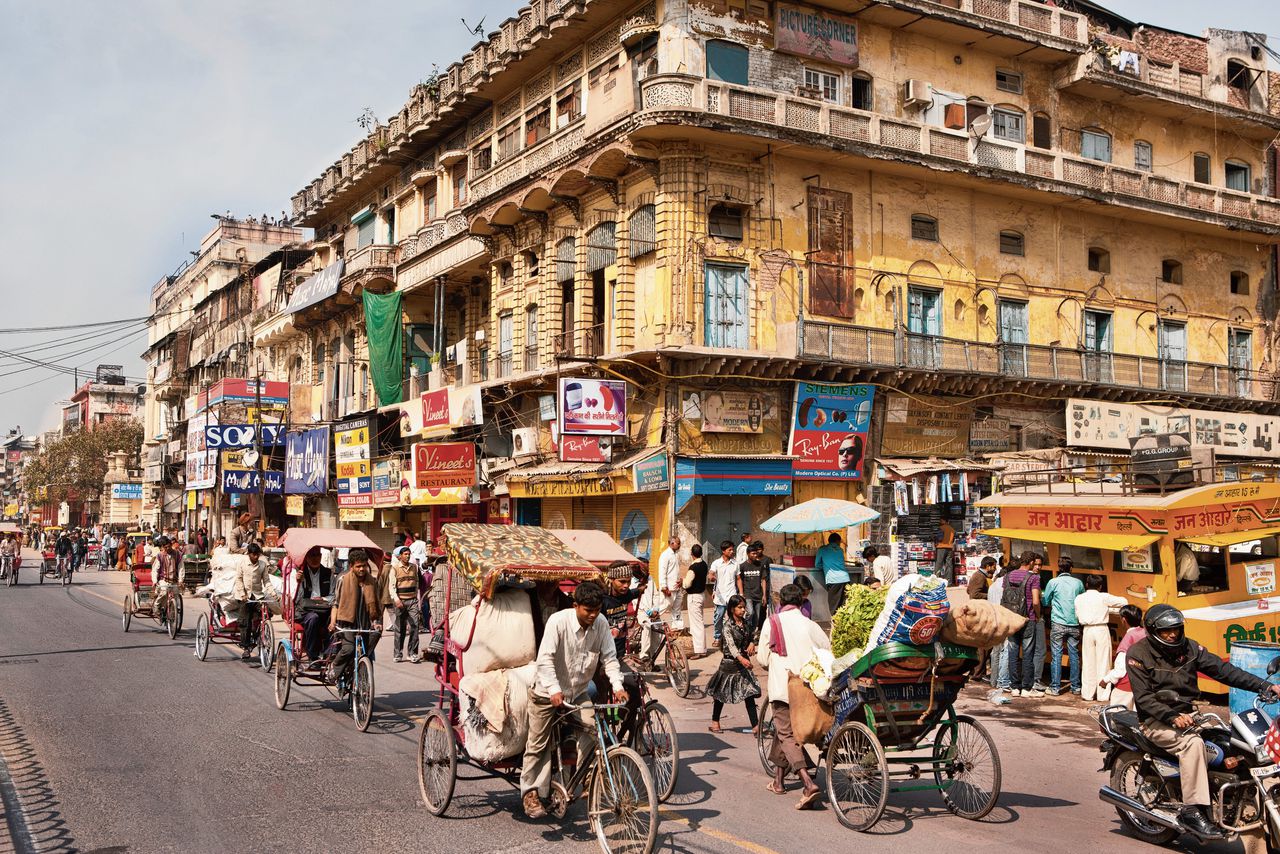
[233,543,272,661]
[228,513,258,555]
[390,546,423,662]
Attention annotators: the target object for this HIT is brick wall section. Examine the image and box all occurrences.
[1134,27,1209,75]
[1270,71,1280,118]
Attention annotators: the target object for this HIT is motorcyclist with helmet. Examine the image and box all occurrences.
[1127,603,1280,839]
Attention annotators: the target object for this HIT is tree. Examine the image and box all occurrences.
[23,419,143,505]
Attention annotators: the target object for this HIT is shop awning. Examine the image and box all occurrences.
[674,456,792,513]
[878,457,997,478]
[981,527,1160,552]
[1180,526,1280,548]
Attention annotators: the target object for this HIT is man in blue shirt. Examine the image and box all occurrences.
[1041,556,1085,696]
[815,532,850,617]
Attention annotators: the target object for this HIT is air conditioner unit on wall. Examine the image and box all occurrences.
[903,79,931,108]
[512,427,539,458]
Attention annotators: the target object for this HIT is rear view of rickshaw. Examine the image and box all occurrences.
[122,562,183,638]
[416,524,659,854]
[756,642,1001,831]
[272,529,383,732]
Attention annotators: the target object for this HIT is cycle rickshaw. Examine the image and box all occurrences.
[122,556,183,638]
[416,523,660,854]
[756,641,1001,831]
[195,595,274,669]
[273,528,383,732]
[0,522,22,586]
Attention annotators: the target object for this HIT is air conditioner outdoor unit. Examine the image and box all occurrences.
[512,427,539,458]
[903,79,931,108]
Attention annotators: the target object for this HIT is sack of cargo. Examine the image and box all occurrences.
[876,581,951,646]
[449,587,537,674]
[459,662,538,762]
[940,600,1026,648]
[788,674,835,745]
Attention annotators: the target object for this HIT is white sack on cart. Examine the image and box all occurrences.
[460,662,537,763]
[196,555,251,622]
[449,587,537,674]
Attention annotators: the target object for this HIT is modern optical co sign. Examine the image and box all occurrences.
[775,2,859,67]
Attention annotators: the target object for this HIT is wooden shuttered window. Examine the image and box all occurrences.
[806,187,854,318]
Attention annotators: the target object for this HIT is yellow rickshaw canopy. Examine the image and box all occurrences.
[1179,526,1280,548]
[981,528,1160,552]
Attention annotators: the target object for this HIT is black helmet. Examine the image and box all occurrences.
[1144,604,1186,654]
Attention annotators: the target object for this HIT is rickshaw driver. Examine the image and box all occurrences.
[232,543,271,661]
[0,534,18,577]
[521,580,629,819]
[294,547,334,666]
[151,536,183,614]
[326,549,382,683]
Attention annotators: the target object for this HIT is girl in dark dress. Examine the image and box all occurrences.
[707,595,762,733]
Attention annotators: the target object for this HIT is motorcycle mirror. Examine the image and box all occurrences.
[1268,656,1280,676]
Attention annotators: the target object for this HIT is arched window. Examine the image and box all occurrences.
[555,238,576,285]
[586,222,617,272]
[1225,160,1251,192]
[523,250,539,278]
[999,230,1024,256]
[629,204,656,258]
[910,214,938,242]
[850,73,873,110]
[1162,260,1183,284]
[991,106,1024,143]
[496,260,513,288]
[1087,247,1110,274]
[1231,271,1250,295]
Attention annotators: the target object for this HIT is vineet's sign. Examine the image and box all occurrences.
[775,3,859,67]
[414,442,477,491]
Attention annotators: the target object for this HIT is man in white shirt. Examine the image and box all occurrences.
[658,535,683,625]
[521,581,626,819]
[862,546,895,588]
[735,532,751,566]
[709,540,739,647]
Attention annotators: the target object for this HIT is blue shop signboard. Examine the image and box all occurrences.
[674,457,792,512]
[285,426,331,494]
[222,469,284,495]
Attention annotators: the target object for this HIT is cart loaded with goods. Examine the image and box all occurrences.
[762,571,1027,831]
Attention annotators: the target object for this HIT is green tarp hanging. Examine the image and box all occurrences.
[362,290,403,406]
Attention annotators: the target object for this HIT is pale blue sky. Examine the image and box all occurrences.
[0,0,1275,432]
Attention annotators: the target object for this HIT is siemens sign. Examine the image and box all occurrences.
[204,424,285,450]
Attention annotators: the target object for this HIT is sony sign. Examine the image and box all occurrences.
[204,424,285,450]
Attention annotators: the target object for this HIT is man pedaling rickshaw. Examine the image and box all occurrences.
[151,535,183,615]
[326,548,382,683]
[232,543,271,661]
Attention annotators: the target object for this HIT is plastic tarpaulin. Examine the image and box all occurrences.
[363,290,403,406]
[441,523,603,599]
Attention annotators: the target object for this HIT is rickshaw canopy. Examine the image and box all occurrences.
[278,527,384,568]
[441,523,603,599]
[548,529,643,568]
[0,522,21,534]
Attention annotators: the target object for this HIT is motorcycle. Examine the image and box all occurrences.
[1097,661,1280,848]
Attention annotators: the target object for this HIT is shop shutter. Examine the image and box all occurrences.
[576,496,614,533]
[541,498,572,529]
[615,493,661,563]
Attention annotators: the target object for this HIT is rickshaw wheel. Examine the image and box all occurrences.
[194,614,210,661]
[165,598,181,639]
[259,617,275,672]
[756,698,778,777]
[664,639,691,698]
[932,714,1002,819]
[353,657,375,732]
[589,744,657,854]
[122,594,132,632]
[825,721,889,832]
[636,701,679,802]
[38,564,44,584]
[418,707,457,816]
[274,643,291,710]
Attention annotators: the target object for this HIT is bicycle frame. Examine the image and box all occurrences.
[554,702,628,800]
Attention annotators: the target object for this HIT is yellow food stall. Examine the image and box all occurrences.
[977,481,1280,684]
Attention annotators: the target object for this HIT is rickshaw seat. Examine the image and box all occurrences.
[133,569,154,586]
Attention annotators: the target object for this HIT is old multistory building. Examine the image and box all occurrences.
[260,0,1280,574]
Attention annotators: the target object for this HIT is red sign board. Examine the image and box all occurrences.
[421,389,450,431]
[559,434,609,463]
[414,442,477,491]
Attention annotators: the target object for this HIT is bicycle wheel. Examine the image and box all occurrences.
[165,598,180,639]
[63,564,72,586]
[932,714,1001,819]
[353,657,375,732]
[122,594,133,632]
[194,613,210,660]
[825,721,888,831]
[635,701,679,802]
[418,707,457,816]
[274,643,291,710]
[756,697,777,777]
[259,616,275,672]
[173,595,183,633]
[589,744,657,854]
[663,638,691,698]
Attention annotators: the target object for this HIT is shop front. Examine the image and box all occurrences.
[675,456,793,560]
[978,481,1280,686]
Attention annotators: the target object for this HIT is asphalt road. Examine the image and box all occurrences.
[0,550,1256,853]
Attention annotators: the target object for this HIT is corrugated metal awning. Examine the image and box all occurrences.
[878,457,996,477]
[507,446,662,482]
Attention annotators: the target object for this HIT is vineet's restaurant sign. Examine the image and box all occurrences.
[414,442,477,491]
[775,3,859,67]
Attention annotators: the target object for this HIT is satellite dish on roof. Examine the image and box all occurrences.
[970,114,992,139]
